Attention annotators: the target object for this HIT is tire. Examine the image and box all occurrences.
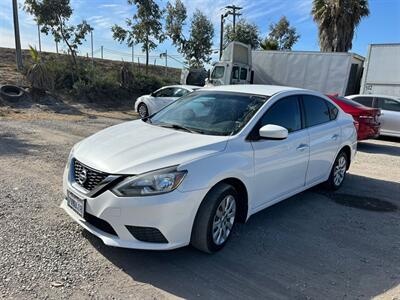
[191,183,238,253]
[137,103,149,118]
[0,85,24,102]
[325,150,348,190]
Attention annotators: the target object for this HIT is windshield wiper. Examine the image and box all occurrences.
[158,123,201,134]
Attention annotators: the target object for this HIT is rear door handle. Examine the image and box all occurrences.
[331,134,339,140]
[296,144,309,151]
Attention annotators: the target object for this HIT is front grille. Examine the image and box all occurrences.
[84,212,118,236]
[126,226,168,243]
[73,159,108,191]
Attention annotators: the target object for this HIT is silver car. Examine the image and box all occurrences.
[347,94,400,138]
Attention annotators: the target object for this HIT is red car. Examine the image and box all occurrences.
[328,95,381,140]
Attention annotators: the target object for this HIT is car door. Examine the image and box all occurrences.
[374,97,400,136]
[251,95,310,208]
[302,95,341,185]
[152,87,176,112]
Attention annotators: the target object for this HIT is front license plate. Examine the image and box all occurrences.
[67,191,85,218]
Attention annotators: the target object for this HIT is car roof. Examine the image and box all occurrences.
[200,84,306,97]
[162,85,201,91]
[347,94,400,101]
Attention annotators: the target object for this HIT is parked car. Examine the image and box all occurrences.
[346,94,400,138]
[62,85,357,253]
[134,85,200,118]
[327,95,381,140]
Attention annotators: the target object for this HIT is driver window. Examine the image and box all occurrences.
[154,88,174,97]
[260,96,302,133]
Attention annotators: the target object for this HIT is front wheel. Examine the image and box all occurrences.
[137,103,149,118]
[325,151,348,190]
[191,183,238,253]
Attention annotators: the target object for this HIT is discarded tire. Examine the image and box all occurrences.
[0,85,24,101]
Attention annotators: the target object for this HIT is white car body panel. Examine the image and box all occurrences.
[347,94,400,137]
[63,85,357,250]
[134,85,200,116]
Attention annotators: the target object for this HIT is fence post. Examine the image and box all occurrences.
[132,44,139,72]
[55,41,58,54]
[101,46,103,59]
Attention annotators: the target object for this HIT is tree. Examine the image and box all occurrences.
[224,19,260,49]
[24,0,92,66]
[312,0,369,52]
[261,16,300,51]
[112,0,164,73]
[260,39,278,50]
[165,1,214,68]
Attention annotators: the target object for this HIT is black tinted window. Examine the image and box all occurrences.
[240,68,247,80]
[377,98,400,112]
[154,88,174,97]
[326,101,339,120]
[260,96,301,133]
[174,88,189,97]
[352,96,373,107]
[303,95,331,127]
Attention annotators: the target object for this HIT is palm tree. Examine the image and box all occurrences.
[312,0,370,52]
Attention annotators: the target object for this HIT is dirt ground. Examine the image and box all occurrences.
[0,110,399,300]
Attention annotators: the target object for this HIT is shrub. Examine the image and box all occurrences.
[26,46,53,94]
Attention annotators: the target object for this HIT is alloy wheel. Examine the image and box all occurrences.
[212,195,236,245]
[334,155,347,186]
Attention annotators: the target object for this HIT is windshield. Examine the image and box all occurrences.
[149,91,268,136]
[211,66,225,79]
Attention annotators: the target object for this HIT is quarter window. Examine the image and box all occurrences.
[326,101,339,120]
[260,96,302,133]
[302,95,331,127]
[376,98,400,112]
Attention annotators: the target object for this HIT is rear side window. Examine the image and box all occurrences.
[376,98,400,112]
[352,96,373,107]
[302,95,331,127]
[232,66,240,80]
[260,96,302,133]
[326,101,339,120]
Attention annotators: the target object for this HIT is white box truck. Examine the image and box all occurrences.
[206,42,364,96]
[360,43,400,97]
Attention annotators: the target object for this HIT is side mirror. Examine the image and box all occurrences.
[259,124,288,140]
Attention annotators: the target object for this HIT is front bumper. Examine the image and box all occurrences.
[61,180,207,250]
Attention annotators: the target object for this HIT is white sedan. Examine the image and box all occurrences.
[134,85,200,118]
[62,85,357,253]
[347,94,400,137]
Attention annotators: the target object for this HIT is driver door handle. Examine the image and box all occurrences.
[296,144,309,151]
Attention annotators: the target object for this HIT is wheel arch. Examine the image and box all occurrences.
[205,177,249,223]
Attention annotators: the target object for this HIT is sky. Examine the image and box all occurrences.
[0,0,399,68]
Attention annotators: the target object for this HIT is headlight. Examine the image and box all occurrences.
[112,167,187,197]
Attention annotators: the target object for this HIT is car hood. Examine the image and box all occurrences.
[74,120,229,175]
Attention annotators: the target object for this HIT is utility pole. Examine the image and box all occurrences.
[90,30,94,61]
[55,41,59,54]
[225,5,242,33]
[100,46,103,59]
[165,50,168,77]
[37,23,42,52]
[12,0,23,70]
[219,11,230,60]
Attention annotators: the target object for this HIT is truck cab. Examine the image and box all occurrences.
[208,42,252,86]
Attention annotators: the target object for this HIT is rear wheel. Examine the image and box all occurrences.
[138,103,149,118]
[325,151,348,190]
[191,183,238,253]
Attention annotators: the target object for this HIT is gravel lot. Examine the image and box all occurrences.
[0,115,399,300]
